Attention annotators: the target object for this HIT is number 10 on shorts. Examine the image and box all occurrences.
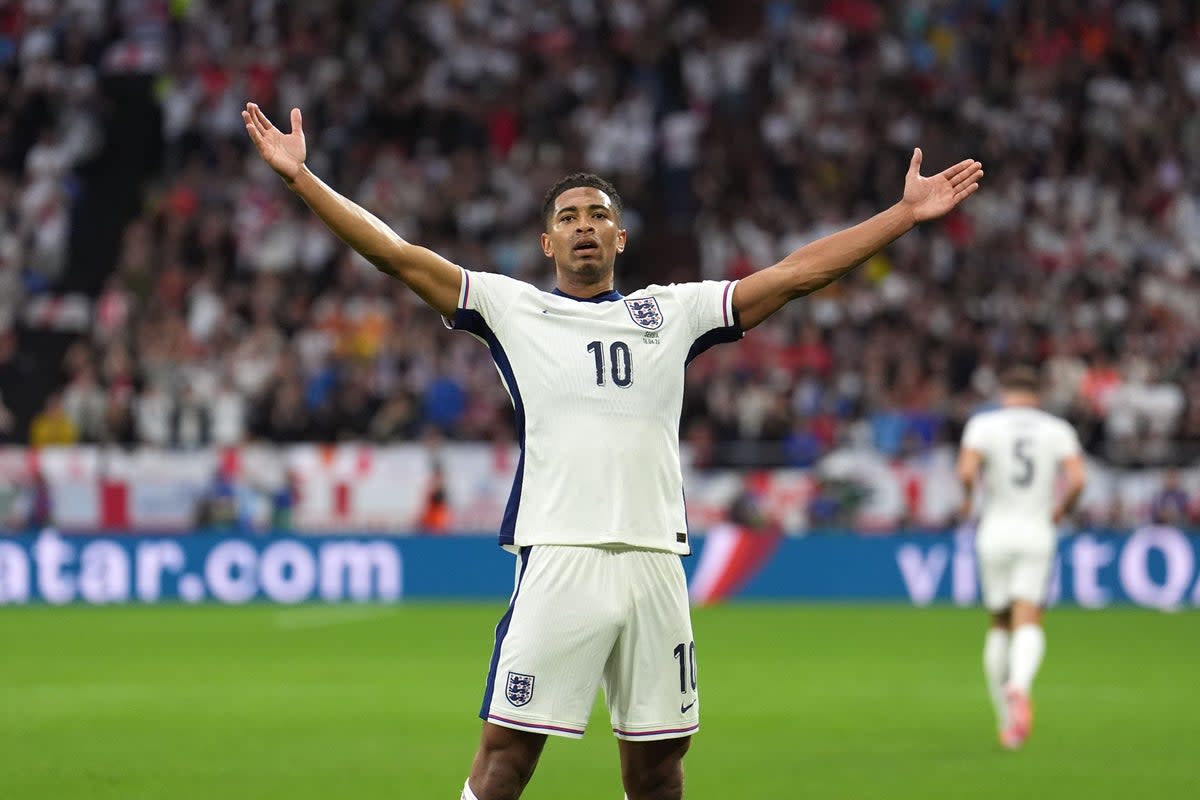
[673,641,697,693]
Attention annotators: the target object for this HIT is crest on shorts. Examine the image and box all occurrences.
[506,672,535,707]
[625,297,663,330]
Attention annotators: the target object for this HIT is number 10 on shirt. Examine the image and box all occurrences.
[587,340,633,387]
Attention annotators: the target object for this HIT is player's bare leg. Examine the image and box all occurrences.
[617,736,691,800]
[984,607,1012,739]
[1003,600,1045,748]
[463,723,546,800]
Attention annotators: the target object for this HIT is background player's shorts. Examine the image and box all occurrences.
[976,544,1055,611]
[480,544,699,741]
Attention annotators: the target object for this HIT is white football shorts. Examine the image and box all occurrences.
[976,543,1056,611]
[479,544,700,741]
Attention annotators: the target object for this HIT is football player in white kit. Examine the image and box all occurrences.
[957,366,1087,750]
[242,102,983,799]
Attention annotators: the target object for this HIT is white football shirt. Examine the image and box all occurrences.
[961,406,1082,550]
[445,268,742,555]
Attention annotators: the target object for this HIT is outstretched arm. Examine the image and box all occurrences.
[242,103,460,317]
[957,446,983,522]
[1052,454,1087,524]
[732,148,983,330]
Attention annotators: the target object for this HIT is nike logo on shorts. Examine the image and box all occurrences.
[680,700,696,714]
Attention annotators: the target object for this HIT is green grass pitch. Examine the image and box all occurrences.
[1,604,1196,799]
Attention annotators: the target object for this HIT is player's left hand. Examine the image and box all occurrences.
[242,103,306,184]
[902,148,984,223]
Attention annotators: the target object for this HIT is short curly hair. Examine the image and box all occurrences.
[541,173,623,229]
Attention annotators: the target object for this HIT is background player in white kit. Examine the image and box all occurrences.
[957,366,1087,750]
[242,102,983,799]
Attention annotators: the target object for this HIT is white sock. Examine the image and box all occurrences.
[462,779,481,800]
[983,628,1010,731]
[1008,624,1045,695]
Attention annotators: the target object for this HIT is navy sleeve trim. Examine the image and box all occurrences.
[686,324,743,366]
[452,309,526,546]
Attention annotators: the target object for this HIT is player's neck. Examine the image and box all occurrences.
[1002,392,1039,408]
[554,275,616,299]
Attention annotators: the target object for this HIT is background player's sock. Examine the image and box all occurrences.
[461,779,481,800]
[983,628,1011,730]
[1008,624,1045,694]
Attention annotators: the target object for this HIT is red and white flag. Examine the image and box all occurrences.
[688,521,782,606]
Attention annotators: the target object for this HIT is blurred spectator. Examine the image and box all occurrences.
[727,475,772,533]
[195,467,238,532]
[0,388,15,444]
[27,469,51,530]
[1149,470,1193,527]
[209,375,248,446]
[369,393,420,442]
[271,469,299,532]
[134,383,172,447]
[171,384,209,449]
[30,392,78,447]
[418,461,451,534]
[61,364,107,442]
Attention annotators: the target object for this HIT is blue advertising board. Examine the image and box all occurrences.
[734,527,1200,609]
[0,527,1197,608]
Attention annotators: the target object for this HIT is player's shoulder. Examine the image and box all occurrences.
[964,406,1005,429]
[1026,406,1074,433]
[629,279,732,295]
[627,282,683,299]
[465,268,537,293]
[961,406,1007,446]
[1042,410,1080,441]
[461,269,544,316]
[981,406,1078,439]
[982,405,1056,426]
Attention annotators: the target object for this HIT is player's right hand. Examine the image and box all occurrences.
[242,103,306,184]
[956,497,972,525]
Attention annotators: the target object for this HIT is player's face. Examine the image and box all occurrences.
[541,187,627,284]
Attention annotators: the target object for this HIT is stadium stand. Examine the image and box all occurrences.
[1,0,1196,473]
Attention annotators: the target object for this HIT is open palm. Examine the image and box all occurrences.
[902,148,984,223]
[242,103,306,183]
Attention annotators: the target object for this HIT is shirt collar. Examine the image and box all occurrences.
[551,287,624,303]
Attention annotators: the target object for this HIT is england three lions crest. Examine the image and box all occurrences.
[625,297,663,330]
[506,672,535,707]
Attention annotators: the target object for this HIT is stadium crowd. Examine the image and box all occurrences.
[1,0,1198,472]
